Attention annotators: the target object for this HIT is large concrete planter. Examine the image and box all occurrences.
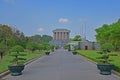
[8,65,25,76]
[45,52,50,55]
[97,64,114,75]
[72,51,77,55]
[52,49,54,52]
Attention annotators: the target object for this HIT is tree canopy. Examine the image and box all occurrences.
[0,24,53,56]
[28,34,52,43]
[95,19,120,51]
[71,35,82,41]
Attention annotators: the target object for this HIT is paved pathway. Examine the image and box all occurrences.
[3,49,120,80]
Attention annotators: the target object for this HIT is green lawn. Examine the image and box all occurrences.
[0,50,45,73]
[76,50,120,72]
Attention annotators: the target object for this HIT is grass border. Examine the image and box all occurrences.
[0,51,45,79]
[76,50,120,76]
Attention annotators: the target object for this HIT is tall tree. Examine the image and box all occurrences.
[27,34,52,43]
[95,19,120,51]
[0,24,14,47]
[71,35,82,41]
[0,24,26,48]
[41,35,53,43]
[28,35,41,43]
[0,42,6,59]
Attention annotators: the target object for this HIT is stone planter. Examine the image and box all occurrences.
[97,64,114,75]
[52,49,54,52]
[72,51,77,55]
[45,52,50,55]
[8,65,25,76]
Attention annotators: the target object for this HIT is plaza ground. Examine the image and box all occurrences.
[2,48,120,80]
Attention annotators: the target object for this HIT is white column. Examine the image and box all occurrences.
[56,32,59,40]
[63,32,65,40]
[60,32,62,40]
[58,32,60,40]
[62,32,64,40]
[58,32,61,40]
[66,32,69,40]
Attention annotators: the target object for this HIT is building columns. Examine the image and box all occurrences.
[53,31,70,40]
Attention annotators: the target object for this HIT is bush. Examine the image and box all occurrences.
[10,45,26,65]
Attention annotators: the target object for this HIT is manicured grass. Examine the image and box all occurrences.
[0,50,45,73]
[76,50,120,72]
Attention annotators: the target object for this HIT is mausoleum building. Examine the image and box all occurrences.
[50,29,70,47]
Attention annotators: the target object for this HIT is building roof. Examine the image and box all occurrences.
[53,29,70,33]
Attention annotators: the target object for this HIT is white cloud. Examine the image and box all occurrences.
[3,0,15,4]
[37,28,44,32]
[59,18,69,24]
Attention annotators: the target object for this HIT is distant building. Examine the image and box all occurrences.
[50,28,100,50]
[69,38,101,50]
[79,38,101,50]
[50,29,70,47]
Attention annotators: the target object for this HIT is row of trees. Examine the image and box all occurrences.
[28,34,52,43]
[95,19,120,51]
[70,35,82,41]
[0,24,25,48]
[0,24,53,59]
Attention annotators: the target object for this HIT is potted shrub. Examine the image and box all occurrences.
[64,44,71,51]
[45,45,51,55]
[45,51,50,55]
[8,45,26,76]
[51,45,54,52]
[97,43,116,75]
[72,51,77,55]
[51,49,54,52]
[72,45,77,55]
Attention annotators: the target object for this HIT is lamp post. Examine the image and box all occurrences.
[79,18,87,40]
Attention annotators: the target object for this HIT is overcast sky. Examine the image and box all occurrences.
[0,0,120,41]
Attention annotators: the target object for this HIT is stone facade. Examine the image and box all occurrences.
[53,29,70,40]
[50,29,70,47]
[69,38,101,50]
[80,40,101,50]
